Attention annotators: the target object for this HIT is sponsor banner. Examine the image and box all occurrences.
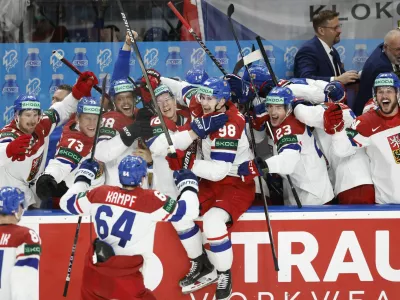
[0,39,381,128]
[203,0,399,40]
[19,208,400,300]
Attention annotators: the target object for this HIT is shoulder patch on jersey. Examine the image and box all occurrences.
[24,244,42,256]
[346,128,359,139]
[153,126,164,136]
[57,147,82,164]
[43,109,57,124]
[99,127,117,138]
[214,138,239,150]
[163,197,177,214]
[184,88,198,101]
[277,134,298,152]
[0,131,18,139]
[77,191,88,199]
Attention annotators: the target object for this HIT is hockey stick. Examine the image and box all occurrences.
[52,50,111,101]
[62,75,108,297]
[227,3,279,271]
[233,44,256,75]
[116,0,176,156]
[167,1,227,76]
[255,36,302,209]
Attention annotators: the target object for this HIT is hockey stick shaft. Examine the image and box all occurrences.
[167,1,227,76]
[255,36,279,86]
[90,74,108,160]
[63,216,82,296]
[227,4,279,271]
[52,50,111,100]
[116,0,176,155]
[255,36,302,209]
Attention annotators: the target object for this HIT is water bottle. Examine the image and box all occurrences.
[49,74,64,96]
[24,48,42,79]
[99,73,111,93]
[2,74,19,106]
[214,46,229,76]
[352,44,369,72]
[165,46,183,79]
[72,48,89,72]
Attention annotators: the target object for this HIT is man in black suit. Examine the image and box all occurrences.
[294,10,359,84]
[353,29,400,115]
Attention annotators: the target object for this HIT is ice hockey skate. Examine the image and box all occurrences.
[180,253,218,294]
[215,269,232,300]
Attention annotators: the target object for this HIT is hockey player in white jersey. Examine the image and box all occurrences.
[293,81,374,203]
[330,72,400,204]
[238,86,334,205]
[146,84,194,198]
[35,97,104,203]
[0,186,41,300]
[60,155,200,299]
[0,71,98,209]
[161,78,254,300]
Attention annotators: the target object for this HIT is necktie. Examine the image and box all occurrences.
[394,64,400,78]
[330,50,341,76]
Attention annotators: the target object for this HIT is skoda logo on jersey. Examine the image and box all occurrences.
[144,48,159,68]
[284,46,298,70]
[50,49,64,72]
[191,48,206,68]
[97,49,112,72]
[26,78,41,96]
[336,46,346,63]
[3,105,14,125]
[237,47,251,62]
[2,50,18,73]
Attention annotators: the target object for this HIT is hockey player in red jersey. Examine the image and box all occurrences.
[0,71,98,209]
[238,86,334,205]
[60,155,200,300]
[0,186,41,300]
[95,77,154,187]
[35,97,104,204]
[164,77,255,300]
[330,72,400,204]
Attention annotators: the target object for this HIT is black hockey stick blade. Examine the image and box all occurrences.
[227,3,235,18]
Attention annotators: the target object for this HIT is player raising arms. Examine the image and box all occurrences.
[0,187,41,300]
[330,72,400,203]
[238,86,334,205]
[35,97,104,204]
[162,77,254,300]
[60,155,200,300]
[0,71,97,209]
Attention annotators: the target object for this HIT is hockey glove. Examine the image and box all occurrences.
[6,134,32,162]
[323,103,344,134]
[135,107,155,122]
[72,71,99,100]
[324,81,346,103]
[251,104,270,131]
[166,150,194,171]
[258,80,275,98]
[35,174,58,201]
[139,69,161,104]
[119,120,153,147]
[173,169,199,194]
[238,157,269,183]
[191,113,228,139]
[75,159,100,185]
[224,74,254,104]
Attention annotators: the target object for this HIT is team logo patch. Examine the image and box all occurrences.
[27,152,44,182]
[387,133,400,164]
[163,197,177,214]
[277,134,298,152]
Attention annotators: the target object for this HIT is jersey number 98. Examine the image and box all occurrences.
[95,205,136,248]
